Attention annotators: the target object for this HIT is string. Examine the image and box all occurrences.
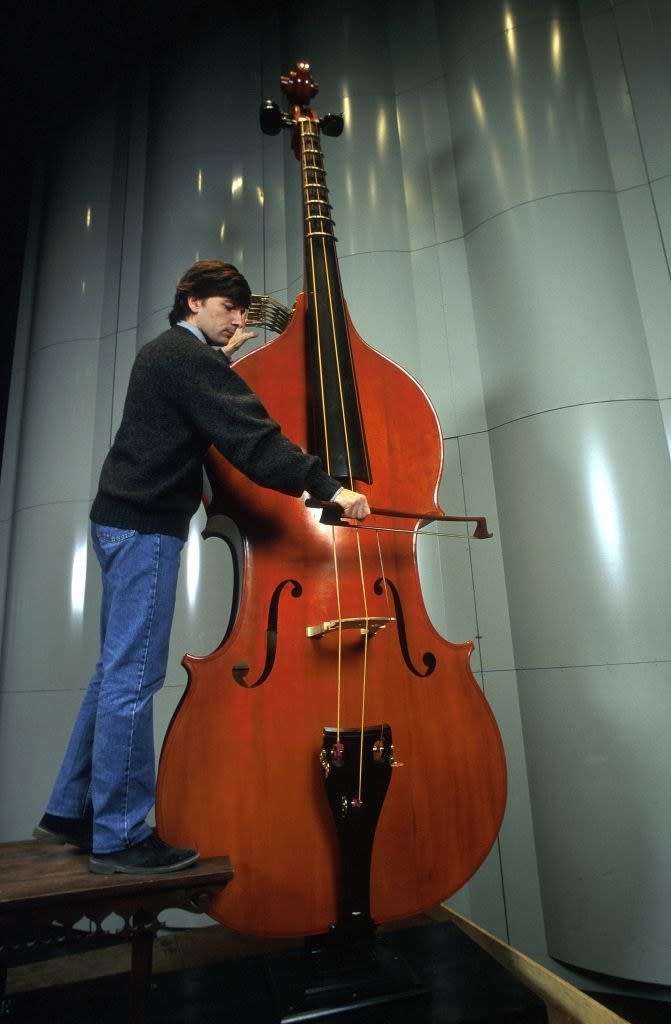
[302,119,341,738]
[331,524,343,741]
[302,121,331,478]
[354,530,369,802]
[375,528,392,619]
[301,116,372,777]
[318,226,373,782]
[301,118,347,747]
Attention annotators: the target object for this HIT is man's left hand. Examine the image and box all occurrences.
[222,326,258,358]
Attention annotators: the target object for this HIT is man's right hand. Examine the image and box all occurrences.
[334,489,370,520]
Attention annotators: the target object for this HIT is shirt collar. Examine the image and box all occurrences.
[176,319,231,364]
[177,320,208,344]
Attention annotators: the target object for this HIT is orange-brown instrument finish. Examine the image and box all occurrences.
[156,62,506,938]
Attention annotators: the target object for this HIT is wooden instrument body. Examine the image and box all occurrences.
[156,294,507,937]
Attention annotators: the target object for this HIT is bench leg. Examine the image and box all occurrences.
[129,914,154,1023]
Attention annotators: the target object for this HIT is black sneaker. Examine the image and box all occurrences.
[89,833,199,875]
[33,811,93,852]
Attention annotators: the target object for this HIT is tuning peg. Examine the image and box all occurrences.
[259,100,283,136]
[321,113,344,137]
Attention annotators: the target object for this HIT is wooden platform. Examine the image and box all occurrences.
[0,839,233,1022]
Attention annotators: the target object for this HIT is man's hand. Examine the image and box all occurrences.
[222,326,258,358]
[334,488,370,520]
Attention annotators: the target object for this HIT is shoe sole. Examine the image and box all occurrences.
[32,826,91,852]
[89,852,200,876]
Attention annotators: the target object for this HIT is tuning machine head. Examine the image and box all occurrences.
[259,100,289,136]
[320,113,344,137]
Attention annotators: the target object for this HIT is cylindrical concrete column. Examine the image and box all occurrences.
[439,0,671,981]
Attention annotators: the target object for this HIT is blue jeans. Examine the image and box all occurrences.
[47,524,184,853]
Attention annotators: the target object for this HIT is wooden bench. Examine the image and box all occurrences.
[0,839,233,1022]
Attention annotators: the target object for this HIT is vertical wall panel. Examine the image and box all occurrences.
[610,0,671,183]
[0,96,121,836]
[518,662,671,981]
[138,53,266,338]
[584,0,671,457]
[465,192,656,424]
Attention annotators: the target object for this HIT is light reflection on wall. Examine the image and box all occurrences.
[344,167,353,206]
[513,92,532,196]
[471,80,506,199]
[375,106,387,158]
[368,166,377,207]
[471,82,485,125]
[503,6,517,69]
[587,445,623,588]
[395,107,404,149]
[197,168,204,194]
[83,205,93,290]
[550,20,563,77]
[513,94,528,148]
[342,94,351,138]
[70,536,88,623]
[186,518,201,611]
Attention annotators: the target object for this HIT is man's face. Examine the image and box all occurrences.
[187,295,248,344]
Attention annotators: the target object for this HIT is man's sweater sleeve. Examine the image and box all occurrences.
[173,342,340,500]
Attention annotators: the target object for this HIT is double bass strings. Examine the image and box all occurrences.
[323,522,475,539]
[301,115,376,788]
[331,525,343,743]
[354,528,370,802]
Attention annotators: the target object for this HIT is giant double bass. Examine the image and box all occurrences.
[156,62,506,939]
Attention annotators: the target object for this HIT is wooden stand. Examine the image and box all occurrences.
[266,725,429,1020]
[268,932,430,1022]
[0,839,233,1023]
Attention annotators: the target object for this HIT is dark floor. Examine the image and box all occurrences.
[586,993,670,1024]
[2,919,669,1024]
[3,920,545,1023]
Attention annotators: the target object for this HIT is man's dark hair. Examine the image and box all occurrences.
[168,260,252,325]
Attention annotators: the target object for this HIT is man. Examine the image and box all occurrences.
[34,260,369,875]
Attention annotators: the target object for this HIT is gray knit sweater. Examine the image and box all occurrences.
[90,326,339,540]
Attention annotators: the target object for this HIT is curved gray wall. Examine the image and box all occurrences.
[1,0,669,991]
